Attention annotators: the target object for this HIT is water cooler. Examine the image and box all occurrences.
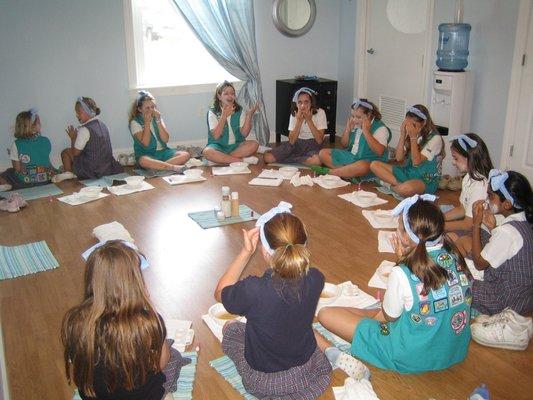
[430,70,474,175]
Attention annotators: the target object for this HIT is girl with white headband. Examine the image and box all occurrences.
[313,98,391,181]
[370,105,444,196]
[264,87,327,165]
[128,91,190,172]
[57,97,123,180]
[319,195,473,373]
[203,81,260,165]
[466,170,533,325]
[0,109,55,193]
[214,202,369,398]
[444,133,493,240]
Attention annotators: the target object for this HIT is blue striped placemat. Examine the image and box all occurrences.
[0,241,59,280]
[82,173,130,187]
[209,356,258,400]
[0,184,62,201]
[188,205,259,229]
[72,351,198,400]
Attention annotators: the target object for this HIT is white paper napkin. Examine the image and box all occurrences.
[185,158,204,167]
[212,166,251,176]
[313,175,350,189]
[201,314,224,342]
[315,281,378,315]
[107,181,155,196]
[257,169,297,180]
[361,209,398,229]
[58,192,108,206]
[165,319,194,352]
[162,175,207,185]
[368,260,396,289]
[290,172,314,187]
[338,191,389,208]
[333,378,380,400]
[92,221,135,243]
[378,231,395,253]
[249,177,283,186]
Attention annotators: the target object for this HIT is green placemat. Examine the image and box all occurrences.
[0,241,59,280]
[209,356,258,400]
[81,173,130,187]
[188,205,259,229]
[0,184,62,201]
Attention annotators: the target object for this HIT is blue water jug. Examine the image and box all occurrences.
[437,23,471,71]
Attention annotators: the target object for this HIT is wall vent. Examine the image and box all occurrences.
[379,95,406,129]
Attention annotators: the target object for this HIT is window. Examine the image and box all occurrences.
[124,0,237,90]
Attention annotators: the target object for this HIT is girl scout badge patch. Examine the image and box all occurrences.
[451,310,467,334]
[379,322,390,335]
[449,285,465,308]
[437,252,454,268]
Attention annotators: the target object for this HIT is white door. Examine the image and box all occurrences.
[364,0,432,145]
[508,4,533,182]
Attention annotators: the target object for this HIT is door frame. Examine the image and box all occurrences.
[355,0,435,104]
[500,0,532,169]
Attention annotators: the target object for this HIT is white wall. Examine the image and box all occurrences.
[0,0,342,169]
[429,0,520,166]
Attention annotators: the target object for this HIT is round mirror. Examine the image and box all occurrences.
[272,0,316,37]
[386,0,428,34]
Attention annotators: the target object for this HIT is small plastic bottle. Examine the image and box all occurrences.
[220,186,231,218]
[231,192,239,217]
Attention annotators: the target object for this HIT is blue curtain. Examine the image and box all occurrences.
[171,0,270,145]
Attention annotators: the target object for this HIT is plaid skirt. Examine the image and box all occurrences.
[162,339,191,394]
[269,139,321,164]
[222,321,332,399]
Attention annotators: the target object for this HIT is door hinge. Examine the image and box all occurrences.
[509,145,514,157]
[522,54,527,66]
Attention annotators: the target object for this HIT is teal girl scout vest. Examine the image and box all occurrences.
[132,115,169,159]
[207,109,244,147]
[347,119,391,162]
[14,136,53,184]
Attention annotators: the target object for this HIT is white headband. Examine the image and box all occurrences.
[255,201,293,254]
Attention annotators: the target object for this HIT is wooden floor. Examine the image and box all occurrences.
[1,162,532,400]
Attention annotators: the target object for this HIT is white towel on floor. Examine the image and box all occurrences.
[185,158,203,167]
[92,221,135,243]
[378,231,395,253]
[361,209,398,229]
[249,177,283,186]
[165,319,194,352]
[368,260,396,289]
[107,181,155,196]
[313,175,349,189]
[333,378,380,400]
[315,281,378,315]
[290,172,314,187]
[338,191,388,208]
[212,166,251,175]
[58,192,108,206]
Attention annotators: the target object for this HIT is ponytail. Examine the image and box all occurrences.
[504,171,533,224]
[271,244,310,279]
[401,241,448,295]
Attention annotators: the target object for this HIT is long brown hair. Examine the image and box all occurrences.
[264,213,310,279]
[450,133,493,181]
[352,98,382,120]
[398,200,468,295]
[404,104,443,158]
[128,91,156,123]
[290,90,318,116]
[61,241,164,396]
[211,81,242,115]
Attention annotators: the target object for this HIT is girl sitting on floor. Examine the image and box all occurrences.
[370,105,444,196]
[214,202,368,399]
[129,90,190,171]
[313,98,391,181]
[61,241,190,400]
[318,195,472,373]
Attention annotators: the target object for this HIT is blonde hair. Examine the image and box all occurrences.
[128,92,155,123]
[398,200,469,295]
[61,241,164,396]
[76,97,100,116]
[14,111,37,139]
[264,213,310,279]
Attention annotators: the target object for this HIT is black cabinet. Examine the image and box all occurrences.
[275,78,337,143]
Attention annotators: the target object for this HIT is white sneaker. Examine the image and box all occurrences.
[475,308,533,339]
[0,184,12,192]
[51,171,77,183]
[471,320,530,350]
[379,180,391,189]
[243,156,259,165]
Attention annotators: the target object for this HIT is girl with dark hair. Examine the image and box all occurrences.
[445,133,494,234]
[468,170,533,318]
[370,105,444,196]
[313,98,391,180]
[319,195,472,373]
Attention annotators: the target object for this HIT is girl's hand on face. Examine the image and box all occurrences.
[390,233,405,258]
[242,227,260,255]
[153,108,161,120]
[481,203,497,230]
[296,109,305,121]
[406,122,419,140]
[400,120,407,137]
[222,104,235,118]
[249,102,261,115]
[143,110,152,125]
[347,116,356,131]
[65,125,77,139]
[472,200,485,227]
[302,109,312,121]
[362,114,371,132]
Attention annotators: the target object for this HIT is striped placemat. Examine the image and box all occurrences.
[72,351,198,400]
[81,173,130,187]
[188,205,259,229]
[0,241,59,280]
[209,356,258,400]
[0,184,62,201]
[269,162,310,170]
